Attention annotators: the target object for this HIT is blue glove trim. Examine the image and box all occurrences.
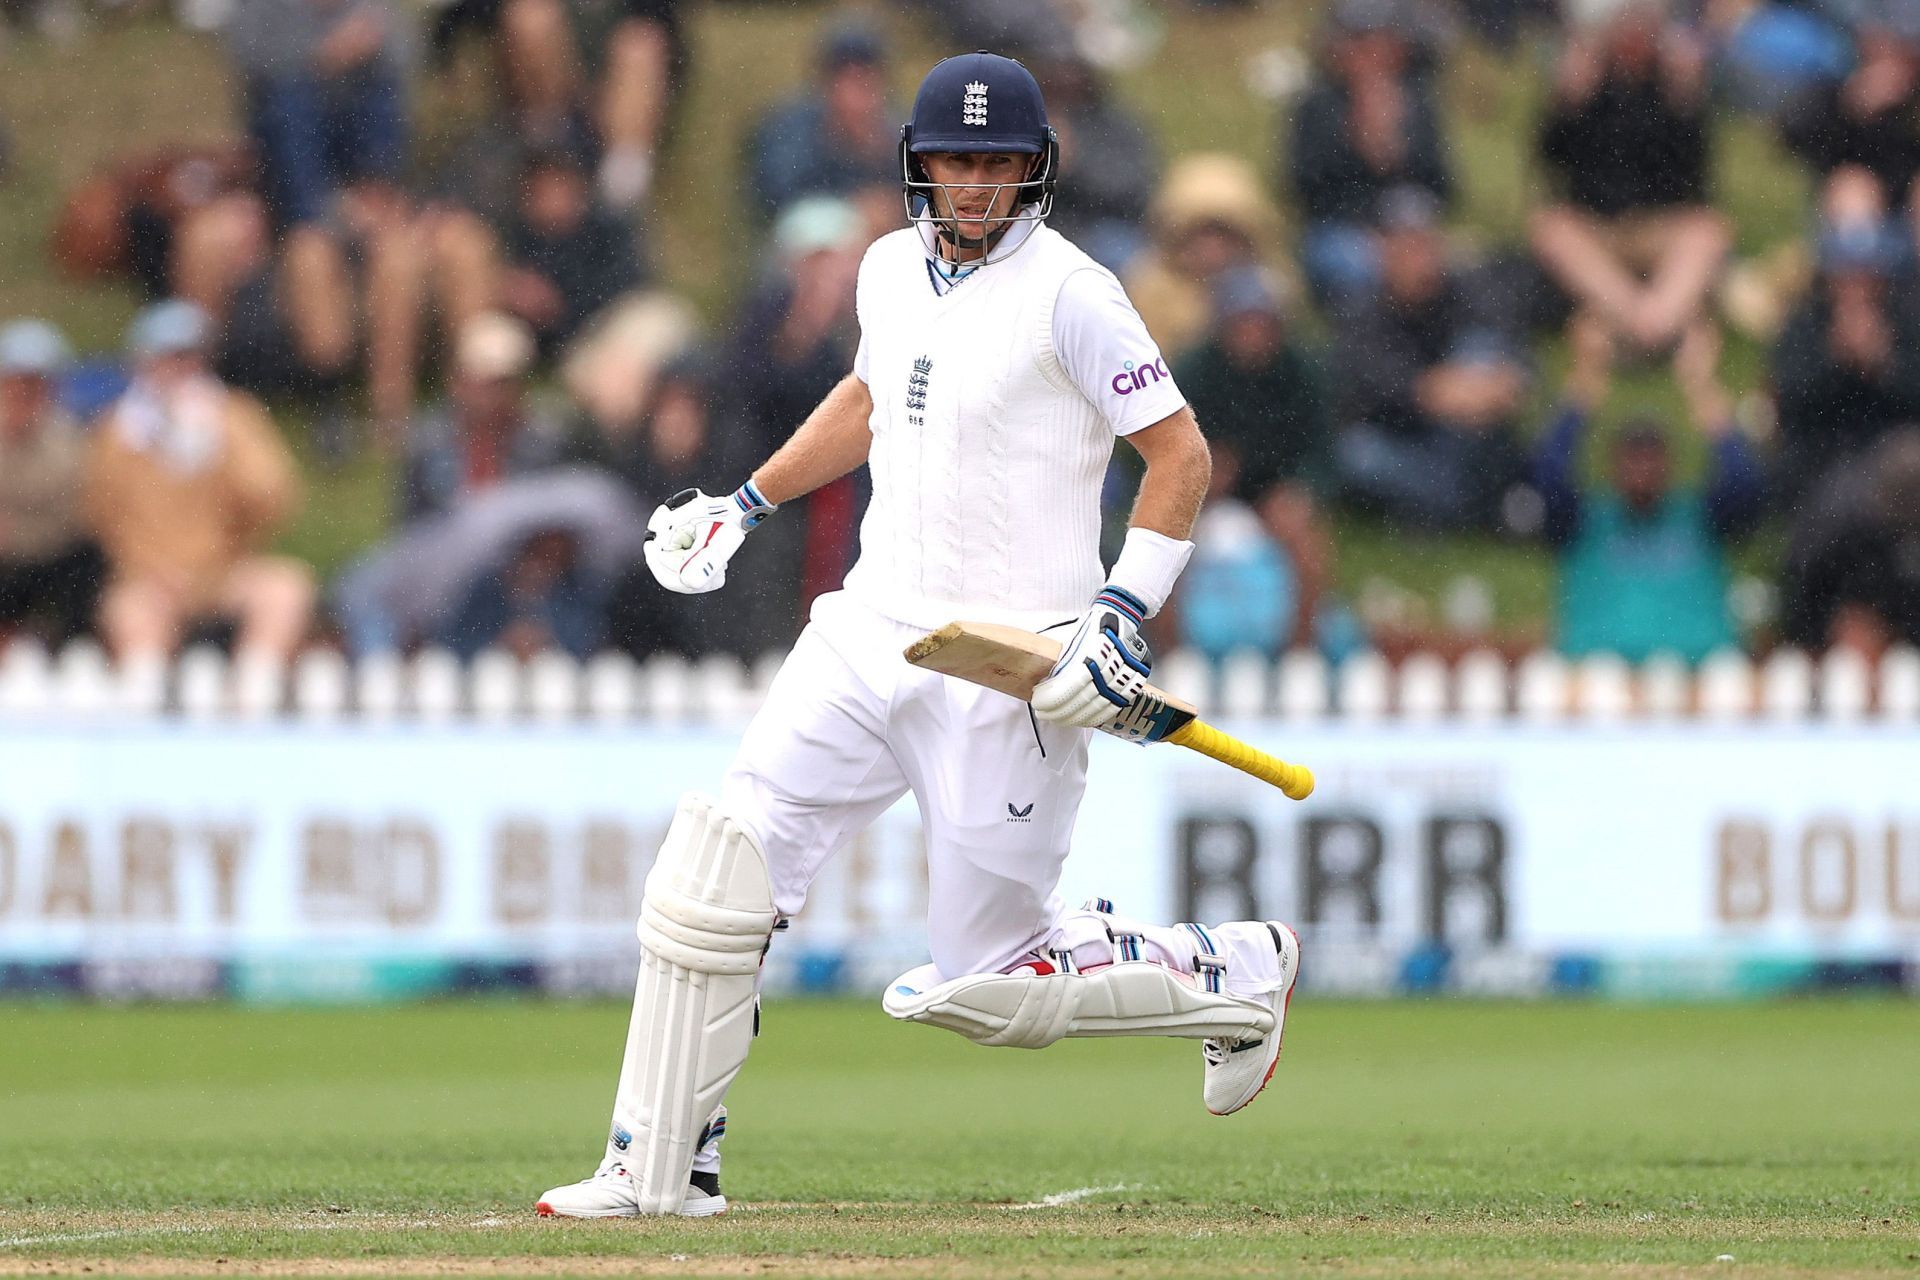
[1093,585,1148,627]
[1083,657,1132,708]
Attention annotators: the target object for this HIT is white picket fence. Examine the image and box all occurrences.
[2,640,1918,724]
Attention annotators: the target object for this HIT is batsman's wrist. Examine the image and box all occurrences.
[731,479,777,529]
[1105,527,1194,618]
[1090,584,1149,629]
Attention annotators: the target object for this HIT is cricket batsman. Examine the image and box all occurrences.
[536,51,1301,1220]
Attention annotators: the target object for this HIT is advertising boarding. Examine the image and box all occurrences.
[0,723,1915,999]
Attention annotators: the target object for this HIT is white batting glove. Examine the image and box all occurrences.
[1031,586,1155,728]
[643,481,776,595]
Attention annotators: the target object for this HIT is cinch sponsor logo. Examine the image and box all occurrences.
[1111,357,1169,396]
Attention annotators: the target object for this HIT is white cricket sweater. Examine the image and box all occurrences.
[844,224,1184,629]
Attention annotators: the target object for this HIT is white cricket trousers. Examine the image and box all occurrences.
[720,592,1088,978]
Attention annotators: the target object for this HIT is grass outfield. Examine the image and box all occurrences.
[0,998,1915,1278]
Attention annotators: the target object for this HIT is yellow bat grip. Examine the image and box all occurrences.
[1166,719,1315,801]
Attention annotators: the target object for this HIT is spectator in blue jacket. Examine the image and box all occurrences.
[744,25,897,227]
[1535,315,1766,663]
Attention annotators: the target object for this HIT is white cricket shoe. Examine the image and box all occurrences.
[536,1110,729,1218]
[1202,922,1301,1116]
[535,1160,728,1219]
[535,1158,643,1218]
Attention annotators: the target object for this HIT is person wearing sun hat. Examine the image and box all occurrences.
[85,300,312,664]
[398,311,571,526]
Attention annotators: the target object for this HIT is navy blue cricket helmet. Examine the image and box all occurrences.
[900,52,1059,253]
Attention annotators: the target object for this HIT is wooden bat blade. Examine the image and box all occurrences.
[902,621,1065,702]
[903,621,1200,719]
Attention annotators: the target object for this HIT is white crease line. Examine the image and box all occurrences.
[1007,1182,1136,1209]
[0,1225,212,1249]
[281,1218,445,1232]
[0,1215,457,1249]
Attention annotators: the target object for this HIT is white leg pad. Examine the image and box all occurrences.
[612,792,776,1214]
[882,962,1275,1050]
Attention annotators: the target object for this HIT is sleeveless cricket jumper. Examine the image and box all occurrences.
[719,221,1282,996]
[845,225,1115,628]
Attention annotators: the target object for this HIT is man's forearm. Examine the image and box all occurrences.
[1127,426,1211,540]
[1129,465,1208,541]
[1106,408,1211,616]
[750,374,874,506]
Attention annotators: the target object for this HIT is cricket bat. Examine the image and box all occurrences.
[904,621,1314,801]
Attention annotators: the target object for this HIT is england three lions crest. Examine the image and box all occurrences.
[907,355,931,426]
[962,81,988,127]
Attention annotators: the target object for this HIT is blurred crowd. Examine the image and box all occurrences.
[5,0,1920,675]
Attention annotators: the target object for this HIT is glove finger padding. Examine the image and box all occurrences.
[1034,668,1126,727]
[1032,589,1154,728]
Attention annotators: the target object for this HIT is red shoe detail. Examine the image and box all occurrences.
[535,1202,555,1217]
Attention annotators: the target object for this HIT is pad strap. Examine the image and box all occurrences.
[1180,922,1226,993]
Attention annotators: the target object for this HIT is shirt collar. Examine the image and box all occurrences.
[916,209,1042,295]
